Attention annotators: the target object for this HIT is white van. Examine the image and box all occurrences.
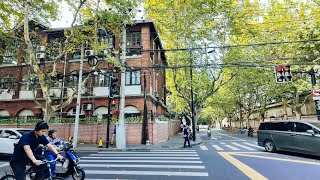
[0,128,33,155]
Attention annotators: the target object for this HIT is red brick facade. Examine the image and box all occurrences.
[0,21,174,144]
[0,120,181,145]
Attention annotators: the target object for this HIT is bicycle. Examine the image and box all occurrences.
[0,158,65,180]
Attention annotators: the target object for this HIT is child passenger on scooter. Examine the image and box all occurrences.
[45,129,67,176]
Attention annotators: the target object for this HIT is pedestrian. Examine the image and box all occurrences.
[183,125,191,148]
[111,125,116,145]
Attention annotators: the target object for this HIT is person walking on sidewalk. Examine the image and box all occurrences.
[183,125,191,148]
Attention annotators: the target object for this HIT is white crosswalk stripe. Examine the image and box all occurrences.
[78,150,209,179]
[224,145,240,150]
[0,162,9,168]
[200,145,208,150]
[212,145,224,150]
[209,142,264,151]
[231,142,256,150]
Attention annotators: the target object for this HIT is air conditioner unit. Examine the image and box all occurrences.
[49,90,55,97]
[85,50,95,57]
[36,46,46,52]
[36,53,46,59]
[82,104,92,111]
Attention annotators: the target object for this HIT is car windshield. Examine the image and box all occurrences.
[17,130,32,135]
[310,122,320,129]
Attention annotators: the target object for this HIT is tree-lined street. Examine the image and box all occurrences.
[1,129,320,179]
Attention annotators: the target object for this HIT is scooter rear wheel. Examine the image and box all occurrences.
[72,168,85,180]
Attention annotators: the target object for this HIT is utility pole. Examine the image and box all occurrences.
[189,51,196,141]
[73,43,84,148]
[117,23,126,149]
[142,73,148,144]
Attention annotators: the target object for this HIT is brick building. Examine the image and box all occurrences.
[0,20,180,144]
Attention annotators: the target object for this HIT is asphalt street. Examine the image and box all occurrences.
[1,129,320,179]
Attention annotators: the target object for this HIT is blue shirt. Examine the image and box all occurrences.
[11,131,49,164]
[46,136,66,148]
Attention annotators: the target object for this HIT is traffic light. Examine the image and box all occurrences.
[283,65,292,82]
[275,65,293,83]
[111,99,116,110]
[109,76,118,98]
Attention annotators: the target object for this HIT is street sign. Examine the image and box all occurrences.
[312,88,320,97]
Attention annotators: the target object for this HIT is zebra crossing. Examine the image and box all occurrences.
[78,150,209,179]
[0,162,9,168]
[201,141,265,151]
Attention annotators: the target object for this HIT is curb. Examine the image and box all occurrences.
[74,141,203,152]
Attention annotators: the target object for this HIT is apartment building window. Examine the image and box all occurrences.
[127,32,141,56]
[125,70,140,85]
[21,74,38,91]
[48,38,62,60]
[95,72,111,87]
[2,39,18,64]
[68,74,78,87]
[127,32,141,47]
[0,75,14,89]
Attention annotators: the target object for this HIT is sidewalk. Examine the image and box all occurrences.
[74,132,203,152]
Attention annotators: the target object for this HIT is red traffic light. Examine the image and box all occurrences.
[276,66,283,72]
[283,65,290,71]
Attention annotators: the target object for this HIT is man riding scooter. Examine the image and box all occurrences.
[207,126,211,137]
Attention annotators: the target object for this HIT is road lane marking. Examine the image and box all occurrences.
[90,154,198,157]
[242,142,265,149]
[233,153,320,166]
[151,150,196,152]
[232,142,255,151]
[225,145,240,151]
[211,137,217,140]
[200,145,208,150]
[97,152,197,154]
[212,145,224,150]
[79,164,206,169]
[85,170,209,176]
[212,132,246,141]
[82,156,200,160]
[220,142,226,144]
[0,163,9,168]
[218,152,268,180]
[81,160,203,163]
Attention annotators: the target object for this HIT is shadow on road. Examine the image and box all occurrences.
[274,151,320,160]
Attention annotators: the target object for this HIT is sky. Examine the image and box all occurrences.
[50,1,145,28]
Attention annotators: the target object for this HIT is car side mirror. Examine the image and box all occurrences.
[8,135,18,139]
[307,130,315,135]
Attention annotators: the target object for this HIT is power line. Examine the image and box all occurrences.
[140,39,320,53]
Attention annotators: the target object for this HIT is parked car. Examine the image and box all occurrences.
[0,128,33,155]
[258,120,320,156]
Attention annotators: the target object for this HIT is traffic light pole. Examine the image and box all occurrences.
[309,69,320,121]
[106,76,112,148]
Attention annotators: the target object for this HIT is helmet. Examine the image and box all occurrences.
[48,129,57,136]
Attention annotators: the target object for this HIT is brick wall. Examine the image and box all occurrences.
[0,120,181,145]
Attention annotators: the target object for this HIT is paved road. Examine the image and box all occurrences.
[1,129,320,179]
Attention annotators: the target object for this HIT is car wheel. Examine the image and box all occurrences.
[264,140,276,152]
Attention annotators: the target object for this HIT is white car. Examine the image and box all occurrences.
[0,128,33,155]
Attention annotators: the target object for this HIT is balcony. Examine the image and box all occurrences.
[125,85,141,95]
[19,90,35,99]
[0,89,14,100]
[93,87,109,97]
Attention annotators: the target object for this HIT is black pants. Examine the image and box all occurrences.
[10,161,26,180]
[184,137,190,147]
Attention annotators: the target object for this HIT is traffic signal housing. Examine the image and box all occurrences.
[109,76,118,98]
[275,65,292,83]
